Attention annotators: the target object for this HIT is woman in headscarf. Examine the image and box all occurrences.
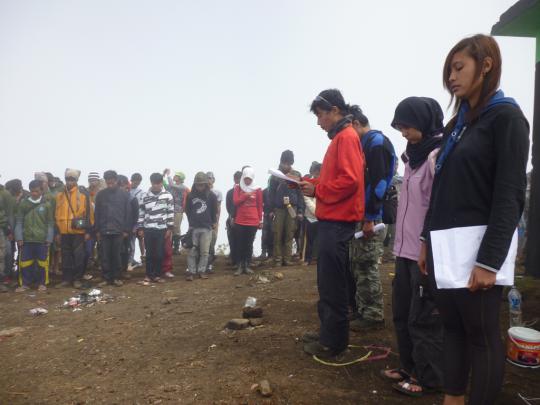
[381,97,444,397]
[232,167,263,276]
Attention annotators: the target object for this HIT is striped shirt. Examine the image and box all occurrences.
[138,189,174,230]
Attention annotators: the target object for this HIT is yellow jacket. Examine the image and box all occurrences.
[55,186,94,234]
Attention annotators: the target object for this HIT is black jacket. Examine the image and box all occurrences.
[268,173,305,214]
[94,187,132,235]
[423,104,529,271]
[226,188,235,218]
[186,189,218,230]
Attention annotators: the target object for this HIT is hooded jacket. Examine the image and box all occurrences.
[185,187,218,230]
[15,197,54,243]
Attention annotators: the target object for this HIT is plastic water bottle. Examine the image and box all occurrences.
[508,286,522,327]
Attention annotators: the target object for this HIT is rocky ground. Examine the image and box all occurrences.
[0,255,539,404]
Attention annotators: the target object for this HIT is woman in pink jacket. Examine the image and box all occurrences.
[381,97,444,398]
[233,166,263,276]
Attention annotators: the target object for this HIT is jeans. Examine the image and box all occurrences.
[100,234,123,282]
[144,229,166,279]
[188,228,212,274]
[317,220,356,353]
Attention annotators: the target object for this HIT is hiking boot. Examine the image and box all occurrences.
[233,266,243,276]
[73,280,83,289]
[302,331,320,343]
[303,341,348,360]
[350,317,385,331]
[56,281,71,289]
[113,279,124,287]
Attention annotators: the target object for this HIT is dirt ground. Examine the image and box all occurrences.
[1,255,539,405]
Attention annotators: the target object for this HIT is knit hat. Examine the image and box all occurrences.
[194,172,209,185]
[34,172,47,182]
[174,171,186,181]
[88,172,100,182]
[280,150,294,165]
[65,168,81,181]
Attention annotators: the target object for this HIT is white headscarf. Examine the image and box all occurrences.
[240,166,259,193]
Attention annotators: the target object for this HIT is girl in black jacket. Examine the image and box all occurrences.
[418,35,529,405]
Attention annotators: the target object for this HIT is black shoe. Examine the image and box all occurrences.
[302,331,320,343]
[350,318,385,331]
[303,341,348,360]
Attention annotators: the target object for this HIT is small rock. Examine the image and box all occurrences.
[0,326,25,337]
[161,297,171,305]
[242,306,263,319]
[258,380,272,397]
[274,272,284,280]
[249,318,263,327]
[226,319,250,330]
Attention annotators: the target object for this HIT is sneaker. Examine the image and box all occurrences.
[0,284,9,293]
[15,285,29,293]
[121,273,132,280]
[73,280,83,289]
[185,274,194,281]
[83,274,93,281]
[302,331,320,343]
[55,281,71,289]
[127,263,135,272]
[37,285,47,292]
[113,279,124,287]
[244,267,254,275]
[153,277,165,283]
[164,272,175,278]
[207,264,214,274]
[350,318,385,331]
[233,266,243,276]
[303,341,347,360]
[200,273,209,279]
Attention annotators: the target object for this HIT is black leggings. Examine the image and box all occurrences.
[233,224,257,263]
[434,284,505,403]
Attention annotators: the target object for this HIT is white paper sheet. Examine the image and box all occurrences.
[268,169,300,184]
[354,223,386,239]
[430,225,517,289]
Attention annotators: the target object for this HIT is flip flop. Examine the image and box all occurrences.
[379,368,411,382]
[392,378,437,398]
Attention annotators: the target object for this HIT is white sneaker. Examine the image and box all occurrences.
[164,272,175,278]
[127,263,134,272]
[83,274,93,280]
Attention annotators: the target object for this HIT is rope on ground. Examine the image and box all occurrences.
[313,345,392,367]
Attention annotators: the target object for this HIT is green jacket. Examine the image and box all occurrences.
[14,197,54,243]
[0,186,15,232]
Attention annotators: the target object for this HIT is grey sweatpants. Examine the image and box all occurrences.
[187,228,212,274]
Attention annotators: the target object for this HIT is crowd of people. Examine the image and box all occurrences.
[0,34,531,404]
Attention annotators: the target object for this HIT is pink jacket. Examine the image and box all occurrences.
[393,149,439,261]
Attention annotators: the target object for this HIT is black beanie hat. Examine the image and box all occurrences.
[280,150,294,165]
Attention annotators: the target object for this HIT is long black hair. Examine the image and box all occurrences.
[310,89,350,115]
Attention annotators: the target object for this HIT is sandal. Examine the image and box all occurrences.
[379,368,411,382]
[392,378,436,398]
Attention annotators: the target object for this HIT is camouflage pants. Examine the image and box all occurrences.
[350,226,387,321]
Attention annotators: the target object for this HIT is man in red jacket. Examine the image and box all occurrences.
[300,89,365,359]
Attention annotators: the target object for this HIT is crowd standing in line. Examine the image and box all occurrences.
[0,33,531,405]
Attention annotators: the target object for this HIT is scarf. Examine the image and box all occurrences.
[240,166,260,193]
[327,115,352,140]
[392,97,444,170]
[436,90,519,174]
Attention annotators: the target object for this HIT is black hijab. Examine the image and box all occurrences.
[391,97,444,169]
[327,115,352,140]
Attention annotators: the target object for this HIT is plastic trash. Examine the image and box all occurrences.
[29,307,48,316]
[244,296,257,308]
[508,286,522,327]
[354,223,386,239]
[88,289,102,296]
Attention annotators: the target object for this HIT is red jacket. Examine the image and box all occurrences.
[315,125,365,222]
[233,186,263,227]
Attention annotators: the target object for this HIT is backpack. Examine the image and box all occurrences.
[363,131,398,224]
